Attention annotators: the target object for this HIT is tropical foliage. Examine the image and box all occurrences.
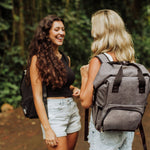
[0,0,150,108]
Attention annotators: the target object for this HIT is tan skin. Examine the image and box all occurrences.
[30,21,80,150]
[80,52,117,109]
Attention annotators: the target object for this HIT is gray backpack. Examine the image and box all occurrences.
[92,53,150,150]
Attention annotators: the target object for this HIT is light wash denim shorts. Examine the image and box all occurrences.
[41,97,81,138]
[88,114,134,150]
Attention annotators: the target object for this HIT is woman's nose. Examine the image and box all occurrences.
[59,30,65,35]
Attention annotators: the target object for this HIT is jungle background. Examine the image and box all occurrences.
[0,0,150,108]
[0,0,150,150]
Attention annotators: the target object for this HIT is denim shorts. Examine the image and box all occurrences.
[88,114,134,150]
[41,97,81,138]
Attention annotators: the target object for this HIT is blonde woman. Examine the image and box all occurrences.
[80,9,135,150]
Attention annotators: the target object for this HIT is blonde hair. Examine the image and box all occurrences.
[91,9,135,62]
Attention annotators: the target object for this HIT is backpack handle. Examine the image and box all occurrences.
[112,66,123,92]
[112,63,146,93]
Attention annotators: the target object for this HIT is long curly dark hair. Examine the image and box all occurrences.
[26,15,67,89]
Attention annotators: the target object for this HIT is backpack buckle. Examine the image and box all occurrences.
[112,85,119,93]
[139,87,145,93]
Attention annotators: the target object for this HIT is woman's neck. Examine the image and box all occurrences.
[52,45,62,59]
[52,44,59,55]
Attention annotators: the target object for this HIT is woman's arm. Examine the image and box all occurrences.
[80,57,101,108]
[30,55,58,147]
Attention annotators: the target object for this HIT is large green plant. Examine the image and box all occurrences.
[1,0,150,108]
[0,46,26,107]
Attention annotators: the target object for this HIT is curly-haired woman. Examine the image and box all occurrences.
[27,15,81,150]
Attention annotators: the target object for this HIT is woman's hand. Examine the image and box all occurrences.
[72,87,80,97]
[80,64,89,78]
[45,128,58,147]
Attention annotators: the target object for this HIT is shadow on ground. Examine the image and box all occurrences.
[0,95,150,150]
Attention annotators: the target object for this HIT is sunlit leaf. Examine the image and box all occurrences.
[0,2,13,9]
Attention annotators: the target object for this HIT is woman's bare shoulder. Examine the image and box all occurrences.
[89,57,101,66]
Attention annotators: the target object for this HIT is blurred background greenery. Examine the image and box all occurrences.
[0,0,150,108]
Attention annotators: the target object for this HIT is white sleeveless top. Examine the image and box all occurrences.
[104,53,113,61]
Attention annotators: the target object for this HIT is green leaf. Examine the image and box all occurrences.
[13,14,20,22]
[0,22,10,31]
[0,2,13,10]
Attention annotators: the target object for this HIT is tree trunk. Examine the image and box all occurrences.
[38,0,43,19]
[66,0,69,7]
[32,0,37,23]
[11,0,16,47]
[19,0,24,56]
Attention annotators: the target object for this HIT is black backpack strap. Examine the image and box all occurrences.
[139,122,147,150]
[84,108,89,141]
[42,83,48,118]
[95,53,110,63]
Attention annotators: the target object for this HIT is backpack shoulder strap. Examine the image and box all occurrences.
[95,53,110,63]
[84,108,89,141]
[139,122,147,150]
[42,83,48,118]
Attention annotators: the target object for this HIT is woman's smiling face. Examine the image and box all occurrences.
[49,21,65,46]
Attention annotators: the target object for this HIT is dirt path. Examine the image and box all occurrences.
[0,96,150,150]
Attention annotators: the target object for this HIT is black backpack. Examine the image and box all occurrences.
[20,70,47,119]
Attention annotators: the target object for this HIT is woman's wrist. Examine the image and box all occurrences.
[43,124,51,131]
[70,85,75,91]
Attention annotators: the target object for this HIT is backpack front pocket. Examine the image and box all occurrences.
[102,109,142,131]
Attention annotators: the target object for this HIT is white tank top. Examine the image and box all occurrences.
[104,53,113,61]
